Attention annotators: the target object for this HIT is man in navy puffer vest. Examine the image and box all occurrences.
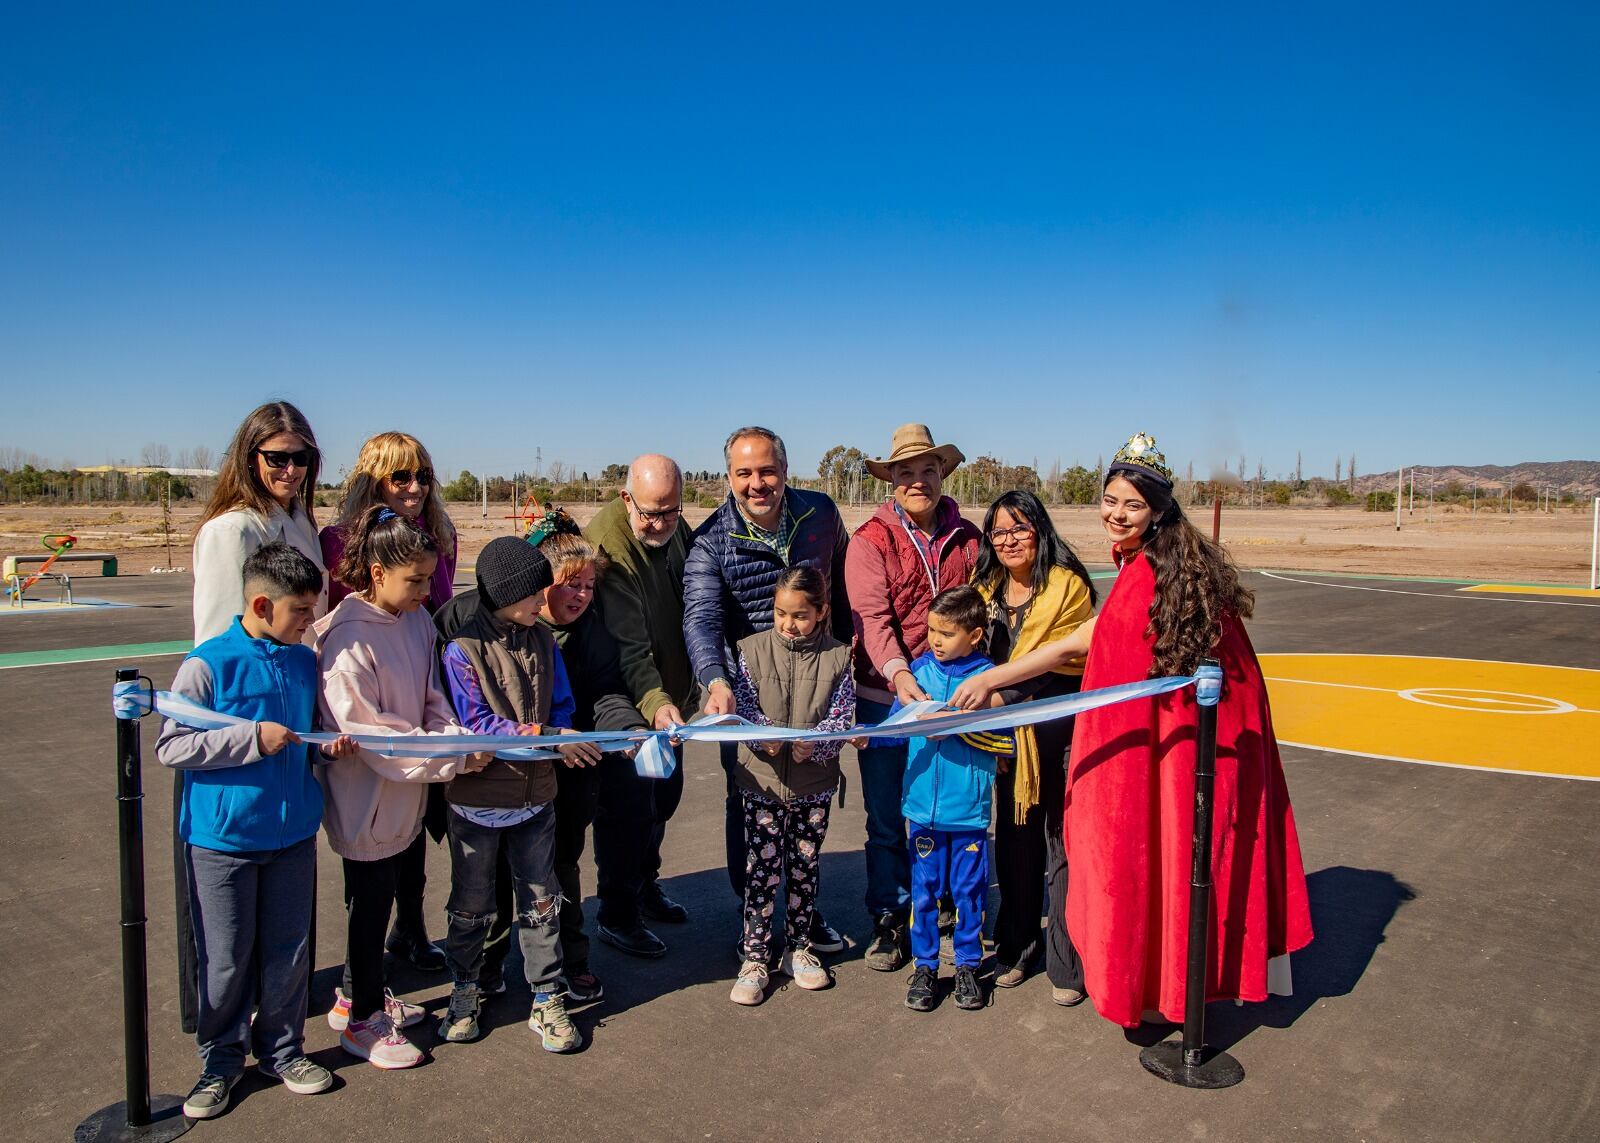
[683,426,850,953]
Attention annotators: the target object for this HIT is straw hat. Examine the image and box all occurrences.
[865,424,966,482]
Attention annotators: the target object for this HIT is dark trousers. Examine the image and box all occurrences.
[854,697,912,920]
[390,825,431,942]
[479,750,677,985]
[444,808,563,992]
[186,836,316,1076]
[993,714,1083,989]
[340,850,407,1022]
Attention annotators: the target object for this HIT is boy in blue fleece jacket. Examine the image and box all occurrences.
[881,586,1012,1013]
[157,543,356,1119]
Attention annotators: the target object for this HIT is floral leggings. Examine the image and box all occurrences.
[739,787,834,963]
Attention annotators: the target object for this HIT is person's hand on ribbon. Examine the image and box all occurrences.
[704,681,736,717]
[319,734,359,762]
[950,672,999,711]
[554,728,603,768]
[792,739,815,762]
[255,721,301,755]
[462,751,495,773]
[891,668,930,706]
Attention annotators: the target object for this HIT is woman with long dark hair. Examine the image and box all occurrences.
[961,489,1096,1005]
[957,434,1313,1027]
[192,401,326,642]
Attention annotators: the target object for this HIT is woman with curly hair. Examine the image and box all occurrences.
[957,433,1313,1028]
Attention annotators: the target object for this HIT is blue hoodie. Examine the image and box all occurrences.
[888,651,1014,831]
[157,618,325,853]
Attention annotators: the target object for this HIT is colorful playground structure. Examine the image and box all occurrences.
[4,534,119,608]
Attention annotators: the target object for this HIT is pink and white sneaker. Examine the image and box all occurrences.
[340,1011,423,1070]
[327,988,425,1032]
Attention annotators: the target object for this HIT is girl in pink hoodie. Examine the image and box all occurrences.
[314,506,491,1070]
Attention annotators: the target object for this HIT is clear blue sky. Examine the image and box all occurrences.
[3,2,1596,482]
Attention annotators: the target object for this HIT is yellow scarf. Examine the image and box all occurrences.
[979,565,1095,823]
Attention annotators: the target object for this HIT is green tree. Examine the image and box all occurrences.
[441,470,480,501]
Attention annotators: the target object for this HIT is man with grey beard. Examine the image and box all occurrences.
[583,454,695,956]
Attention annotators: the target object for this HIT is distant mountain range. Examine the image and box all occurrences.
[1346,460,1600,497]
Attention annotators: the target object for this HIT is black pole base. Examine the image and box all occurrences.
[74,1096,193,1143]
[1139,1040,1245,1089]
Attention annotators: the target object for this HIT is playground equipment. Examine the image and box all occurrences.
[5,533,83,607]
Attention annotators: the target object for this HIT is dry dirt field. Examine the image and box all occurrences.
[2,499,1594,585]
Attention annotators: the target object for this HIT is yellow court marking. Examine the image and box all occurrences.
[1259,654,1600,781]
[1459,584,1600,599]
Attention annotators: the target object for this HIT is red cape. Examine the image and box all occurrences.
[1066,551,1313,1027]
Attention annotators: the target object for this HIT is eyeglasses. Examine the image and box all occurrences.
[255,448,315,470]
[987,524,1035,547]
[629,500,683,525]
[388,468,434,487]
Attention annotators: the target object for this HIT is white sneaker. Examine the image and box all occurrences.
[340,1011,423,1069]
[780,946,832,991]
[729,959,769,1006]
[328,987,424,1031]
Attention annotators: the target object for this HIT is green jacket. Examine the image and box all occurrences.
[584,497,698,724]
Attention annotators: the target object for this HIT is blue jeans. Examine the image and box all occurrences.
[855,697,911,920]
[909,824,987,969]
[444,808,563,992]
[186,836,315,1076]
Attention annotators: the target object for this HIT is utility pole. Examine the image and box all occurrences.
[1395,467,1402,531]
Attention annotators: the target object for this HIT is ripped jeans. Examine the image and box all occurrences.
[444,807,563,993]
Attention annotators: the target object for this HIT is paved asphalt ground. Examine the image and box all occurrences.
[1,569,1596,1142]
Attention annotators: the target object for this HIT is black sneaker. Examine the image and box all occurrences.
[386,928,448,973]
[808,913,845,954]
[597,922,667,959]
[905,965,939,1012]
[563,970,605,1004]
[638,882,689,924]
[182,1072,240,1119]
[864,913,908,972]
[953,965,984,1010]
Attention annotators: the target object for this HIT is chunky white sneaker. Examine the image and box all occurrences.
[729,959,769,1006]
[528,990,581,1053]
[781,946,832,991]
[340,1011,423,1069]
[329,987,425,1032]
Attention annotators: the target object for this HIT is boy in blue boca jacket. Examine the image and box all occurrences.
[880,586,1012,1014]
[157,544,356,1120]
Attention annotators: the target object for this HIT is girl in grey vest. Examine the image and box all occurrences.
[726,567,860,1005]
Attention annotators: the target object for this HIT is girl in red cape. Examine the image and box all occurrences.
[953,432,1313,1028]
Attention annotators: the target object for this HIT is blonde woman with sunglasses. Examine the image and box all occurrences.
[193,401,329,643]
[321,431,458,613]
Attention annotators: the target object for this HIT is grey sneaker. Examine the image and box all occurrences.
[259,1056,332,1095]
[438,983,482,1043]
[182,1072,240,1119]
[529,990,581,1053]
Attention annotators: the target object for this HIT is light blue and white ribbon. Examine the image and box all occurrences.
[114,671,1205,781]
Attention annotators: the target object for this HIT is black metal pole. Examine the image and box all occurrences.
[75,668,192,1141]
[1140,659,1244,1089]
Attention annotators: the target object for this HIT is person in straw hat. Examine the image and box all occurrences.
[844,424,983,970]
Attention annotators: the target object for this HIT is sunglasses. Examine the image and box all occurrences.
[387,468,434,487]
[255,448,315,470]
[987,524,1035,547]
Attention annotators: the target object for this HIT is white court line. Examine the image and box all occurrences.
[1260,651,1600,672]
[1264,675,1600,716]
[1259,570,1600,609]
[1279,740,1600,783]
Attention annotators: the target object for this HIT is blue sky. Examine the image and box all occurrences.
[3,2,1595,482]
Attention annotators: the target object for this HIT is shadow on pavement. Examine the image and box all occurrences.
[1205,864,1415,1051]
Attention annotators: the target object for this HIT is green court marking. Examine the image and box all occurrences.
[0,640,192,670]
